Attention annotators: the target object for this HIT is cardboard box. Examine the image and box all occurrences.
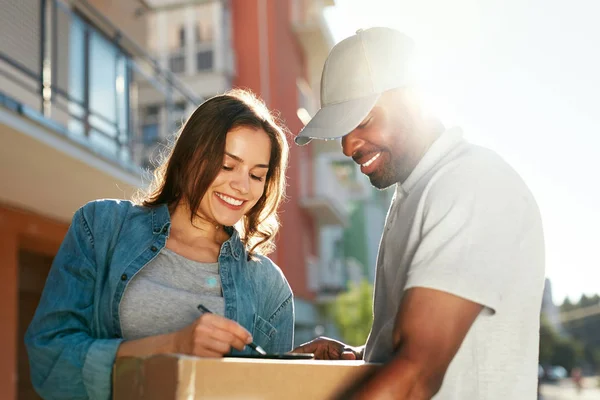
[114,354,378,399]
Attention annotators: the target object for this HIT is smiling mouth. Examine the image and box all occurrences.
[215,192,245,207]
[361,153,381,168]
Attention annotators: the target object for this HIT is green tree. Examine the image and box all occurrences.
[551,338,584,372]
[560,293,600,372]
[330,279,374,346]
[561,297,575,312]
[539,315,558,365]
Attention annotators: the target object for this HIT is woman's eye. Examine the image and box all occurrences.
[222,165,233,171]
[251,175,264,182]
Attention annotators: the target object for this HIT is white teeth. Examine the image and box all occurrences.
[362,153,381,168]
[216,193,244,206]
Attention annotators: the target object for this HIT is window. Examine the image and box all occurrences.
[142,105,160,144]
[68,13,130,157]
[169,25,186,74]
[142,124,159,144]
[178,25,185,48]
[196,49,213,71]
[173,101,187,128]
[169,53,185,73]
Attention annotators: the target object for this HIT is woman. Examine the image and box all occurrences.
[25,89,293,400]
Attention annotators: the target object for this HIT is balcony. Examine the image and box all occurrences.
[0,0,199,221]
[146,0,235,99]
[300,152,369,226]
[307,256,346,302]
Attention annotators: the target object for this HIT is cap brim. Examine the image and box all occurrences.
[294,93,380,145]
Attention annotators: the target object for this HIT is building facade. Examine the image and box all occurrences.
[0,0,198,398]
[0,0,381,398]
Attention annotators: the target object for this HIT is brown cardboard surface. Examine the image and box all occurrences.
[114,354,379,400]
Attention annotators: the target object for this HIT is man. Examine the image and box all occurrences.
[294,27,545,399]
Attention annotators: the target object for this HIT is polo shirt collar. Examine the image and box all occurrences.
[396,127,465,197]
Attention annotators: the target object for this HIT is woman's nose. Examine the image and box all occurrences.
[230,171,250,194]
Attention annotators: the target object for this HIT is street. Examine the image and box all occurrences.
[540,377,600,400]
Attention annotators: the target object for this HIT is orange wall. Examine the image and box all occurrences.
[0,228,18,400]
[232,0,316,300]
[0,205,68,400]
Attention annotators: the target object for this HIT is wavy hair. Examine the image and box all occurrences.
[135,89,289,256]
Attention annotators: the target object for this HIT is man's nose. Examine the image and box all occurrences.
[341,130,363,158]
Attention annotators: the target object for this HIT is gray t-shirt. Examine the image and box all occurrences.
[365,129,545,399]
[120,248,225,340]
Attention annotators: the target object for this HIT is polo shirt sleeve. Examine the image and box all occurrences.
[404,158,541,315]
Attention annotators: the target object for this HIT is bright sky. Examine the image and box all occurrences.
[325,0,600,305]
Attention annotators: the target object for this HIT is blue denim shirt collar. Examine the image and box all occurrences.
[151,204,243,261]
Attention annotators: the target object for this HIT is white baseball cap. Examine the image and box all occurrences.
[295,27,416,145]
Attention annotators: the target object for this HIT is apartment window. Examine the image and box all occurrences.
[194,10,214,71]
[171,101,187,129]
[68,13,130,154]
[142,105,160,144]
[196,50,213,71]
[194,4,214,43]
[178,26,185,48]
[167,25,186,74]
[142,124,159,144]
[169,53,185,73]
[141,124,158,144]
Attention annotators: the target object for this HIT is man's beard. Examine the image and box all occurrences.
[367,154,414,189]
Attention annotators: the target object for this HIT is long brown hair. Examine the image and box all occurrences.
[136,89,289,256]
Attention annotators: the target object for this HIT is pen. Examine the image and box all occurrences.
[197,304,267,356]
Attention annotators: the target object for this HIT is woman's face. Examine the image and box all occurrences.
[198,126,272,227]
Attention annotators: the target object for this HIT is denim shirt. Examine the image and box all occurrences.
[25,199,294,400]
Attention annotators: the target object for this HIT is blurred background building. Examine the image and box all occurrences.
[0,0,393,398]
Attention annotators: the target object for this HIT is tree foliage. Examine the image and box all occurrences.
[330,279,374,346]
[541,293,600,373]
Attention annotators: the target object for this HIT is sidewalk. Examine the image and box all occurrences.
[540,376,600,400]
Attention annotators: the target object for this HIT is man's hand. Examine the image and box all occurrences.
[293,337,362,360]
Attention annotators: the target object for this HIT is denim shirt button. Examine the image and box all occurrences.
[153,228,160,234]
[151,245,158,252]
[121,274,128,281]
[162,226,168,233]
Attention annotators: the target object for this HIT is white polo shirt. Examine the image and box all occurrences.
[364,128,545,400]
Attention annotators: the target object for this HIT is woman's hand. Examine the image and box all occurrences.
[173,313,253,357]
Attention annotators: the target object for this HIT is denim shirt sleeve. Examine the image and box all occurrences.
[253,254,295,354]
[265,292,295,354]
[24,207,121,400]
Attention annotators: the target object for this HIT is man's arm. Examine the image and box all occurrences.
[336,287,483,400]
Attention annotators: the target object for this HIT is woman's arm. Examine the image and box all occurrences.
[25,208,118,400]
[266,293,295,354]
[25,207,253,400]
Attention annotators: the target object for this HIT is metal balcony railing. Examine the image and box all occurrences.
[0,0,201,173]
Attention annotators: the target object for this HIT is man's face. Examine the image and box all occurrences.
[341,90,419,189]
